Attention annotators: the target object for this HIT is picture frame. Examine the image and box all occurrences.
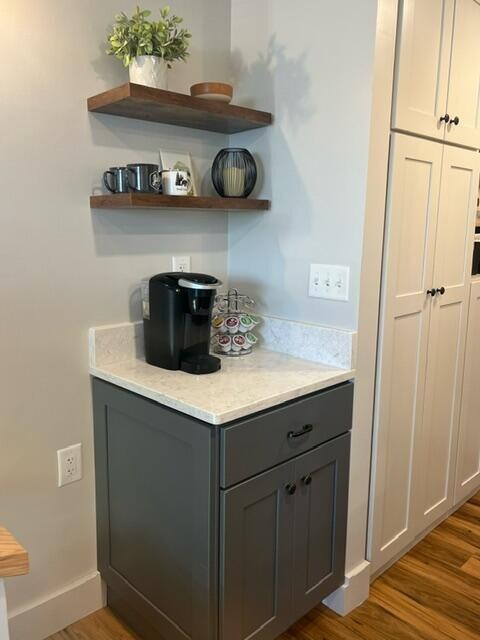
[159,149,198,196]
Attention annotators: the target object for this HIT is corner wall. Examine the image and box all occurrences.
[0,1,230,637]
[228,0,378,330]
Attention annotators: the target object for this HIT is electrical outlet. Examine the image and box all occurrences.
[57,444,82,487]
[309,264,350,301]
[172,256,191,272]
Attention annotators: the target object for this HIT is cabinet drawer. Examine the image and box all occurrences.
[220,382,353,487]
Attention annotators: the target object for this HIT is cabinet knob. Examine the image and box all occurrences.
[302,474,312,486]
[451,116,460,126]
[437,286,446,295]
[285,483,297,496]
[427,288,437,297]
[440,113,450,123]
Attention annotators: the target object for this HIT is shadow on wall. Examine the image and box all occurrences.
[228,37,317,312]
[231,35,314,131]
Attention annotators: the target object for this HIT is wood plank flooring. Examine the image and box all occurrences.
[47,492,480,640]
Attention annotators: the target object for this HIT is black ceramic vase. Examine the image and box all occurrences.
[211,148,257,198]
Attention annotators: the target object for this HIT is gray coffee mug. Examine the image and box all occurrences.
[103,167,129,193]
[127,164,161,193]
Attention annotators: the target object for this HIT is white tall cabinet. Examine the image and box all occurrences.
[455,281,480,502]
[393,0,480,149]
[370,134,479,573]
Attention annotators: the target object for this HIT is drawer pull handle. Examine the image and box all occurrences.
[287,424,313,440]
[302,474,312,486]
[285,483,297,496]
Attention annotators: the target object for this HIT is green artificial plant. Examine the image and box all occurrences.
[107,6,191,68]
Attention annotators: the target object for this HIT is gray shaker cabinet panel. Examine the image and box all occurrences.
[219,435,351,640]
[220,382,354,487]
[92,379,218,640]
[292,433,350,619]
[220,459,296,640]
[93,378,353,640]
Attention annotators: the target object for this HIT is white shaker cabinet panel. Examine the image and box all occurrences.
[455,281,480,502]
[446,0,480,149]
[416,145,479,530]
[392,0,453,140]
[369,134,442,573]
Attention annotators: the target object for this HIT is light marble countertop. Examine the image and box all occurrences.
[90,348,355,425]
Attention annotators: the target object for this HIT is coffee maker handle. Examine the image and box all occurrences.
[103,171,116,193]
[178,278,223,290]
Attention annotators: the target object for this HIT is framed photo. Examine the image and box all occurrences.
[159,149,198,196]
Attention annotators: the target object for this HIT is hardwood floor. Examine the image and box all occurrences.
[47,492,480,640]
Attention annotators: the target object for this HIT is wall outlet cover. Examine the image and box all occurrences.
[172,256,191,272]
[57,443,82,487]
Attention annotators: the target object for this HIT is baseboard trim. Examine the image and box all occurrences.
[322,560,370,616]
[8,571,105,640]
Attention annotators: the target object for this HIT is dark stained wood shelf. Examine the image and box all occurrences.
[90,193,270,211]
[87,83,273,134]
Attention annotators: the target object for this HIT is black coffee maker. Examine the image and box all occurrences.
[143,273,222,375]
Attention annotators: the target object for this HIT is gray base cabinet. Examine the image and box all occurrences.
[92,378,353,640]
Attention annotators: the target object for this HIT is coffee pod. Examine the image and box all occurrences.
[246,332,258,348]
[225,316,240,334]
[248,314,261,326]
[212,315,226,333]
[239,314,254,333]
[232,334,246,352]
[217,334,232,353]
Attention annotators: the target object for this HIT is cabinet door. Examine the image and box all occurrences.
[93,379,218,640]
[416,145,479,530]
[392,0,453,140]
[220,461,295,640]
[445,0,480,149]
[292,434,350,620]
[455,281,480,502]
[369,134,442,573]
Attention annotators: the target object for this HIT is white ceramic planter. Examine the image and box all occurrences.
[129,56,168,90]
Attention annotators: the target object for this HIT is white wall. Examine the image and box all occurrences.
[0,0,230,632]
[228,0,378,330]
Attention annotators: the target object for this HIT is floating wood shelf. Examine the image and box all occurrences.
[90,193,270,211]
[87,83,273,134]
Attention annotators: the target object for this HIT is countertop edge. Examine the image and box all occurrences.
[90,365,355,426]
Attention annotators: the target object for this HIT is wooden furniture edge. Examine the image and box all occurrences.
[0,527,29,578]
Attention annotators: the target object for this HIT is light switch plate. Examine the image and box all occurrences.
[57,444,82,487]
[172,256,191,272]
[309,264,350,301]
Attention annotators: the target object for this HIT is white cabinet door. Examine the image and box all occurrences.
[392,0,453,140]
[445,0,480,149]
[455,280,480,502]
[369,134,442,573]
[415,145,479,531]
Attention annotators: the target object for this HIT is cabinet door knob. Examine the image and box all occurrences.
[427,288,437,297]
[437,286,446,295]
[440,113,450,123]
[287,424,313,440]
[302,474,312,486]
[451,116,460,126]
[285,483,297,496]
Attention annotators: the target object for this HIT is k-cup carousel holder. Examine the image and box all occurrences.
[211,288,261,357]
